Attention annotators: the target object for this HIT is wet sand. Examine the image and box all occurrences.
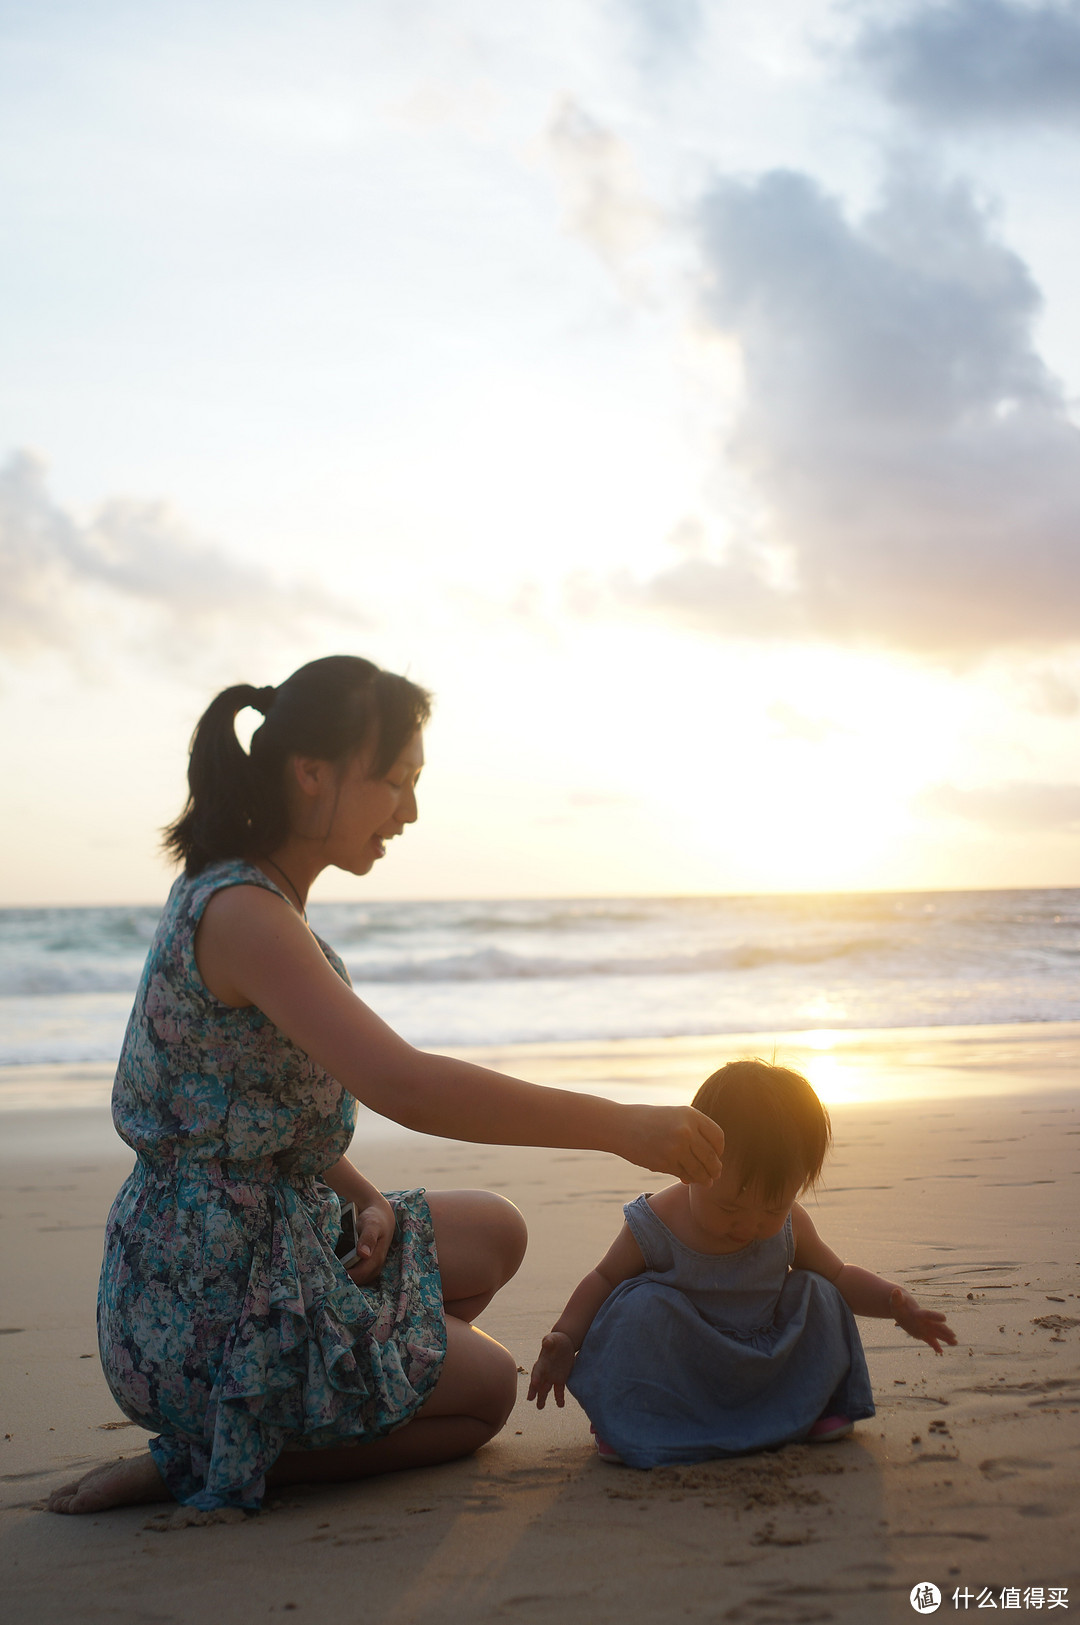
[2,1026,1078,1624]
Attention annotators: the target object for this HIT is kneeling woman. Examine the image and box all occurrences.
[49,656,724,1515]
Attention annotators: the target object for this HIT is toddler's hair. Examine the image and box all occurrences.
[692,1060,831,1202]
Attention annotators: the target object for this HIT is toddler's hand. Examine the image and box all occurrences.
[890,1287,957,1355]
[528,1331,576,1409]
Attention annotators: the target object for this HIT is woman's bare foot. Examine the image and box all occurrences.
[46,1452,169,1515]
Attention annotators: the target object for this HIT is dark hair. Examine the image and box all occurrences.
[164,655,432,875]
[692,1060,831,1201]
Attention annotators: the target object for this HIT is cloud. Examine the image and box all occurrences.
[853,0,1080,129]
[1023,667,1080,716]
[0,450,363,663]
[542,97,660,284]
[633,163,1080,658]
[919,781,1080,831]
[616,0,705,67]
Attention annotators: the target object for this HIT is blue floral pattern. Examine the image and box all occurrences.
[97,859,446,1510]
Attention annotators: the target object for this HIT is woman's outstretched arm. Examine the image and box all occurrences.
[196,885,724,1183]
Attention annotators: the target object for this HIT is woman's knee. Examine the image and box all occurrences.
[486,1191,528,1283]
[430,1320,520,1431]
[427,1189,528,1292]
[473,1332,519,1430]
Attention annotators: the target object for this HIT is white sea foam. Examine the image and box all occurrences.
[0,888,1077,1069]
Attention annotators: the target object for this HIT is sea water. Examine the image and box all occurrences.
[1,889,1077,1086]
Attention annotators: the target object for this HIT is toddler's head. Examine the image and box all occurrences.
[693,1059,831,1206]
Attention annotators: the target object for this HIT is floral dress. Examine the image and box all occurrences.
[97,860,446,1510]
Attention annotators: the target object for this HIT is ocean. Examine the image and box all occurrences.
[1,888,1077,1084]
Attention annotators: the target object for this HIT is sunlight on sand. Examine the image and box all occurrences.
[2,1027,1078,1165]
[447,1022,1080,1113]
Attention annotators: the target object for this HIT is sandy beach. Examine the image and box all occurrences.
[2,1026,1078,1625]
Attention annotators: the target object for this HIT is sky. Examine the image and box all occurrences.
[2,0,1080,905]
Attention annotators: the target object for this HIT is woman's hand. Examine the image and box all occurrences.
[527,1331,576,1410]
[616,1104,724,1185]
[890,1287,957,1355]
[344,1195,396,1288]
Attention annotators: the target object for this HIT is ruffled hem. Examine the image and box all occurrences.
[102,1186,446,1509]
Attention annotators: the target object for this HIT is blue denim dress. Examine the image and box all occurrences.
[567,1195,875,1468]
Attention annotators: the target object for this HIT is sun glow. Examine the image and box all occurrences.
[372,617,986,903]
[798,1051,859,1107]
[625,639,966,895]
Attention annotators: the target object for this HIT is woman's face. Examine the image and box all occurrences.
[317,730,425,876]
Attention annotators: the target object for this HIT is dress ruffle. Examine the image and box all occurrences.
[102,1171,445,1509]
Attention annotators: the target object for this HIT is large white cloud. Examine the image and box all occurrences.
[853,0,1080,128]
[0,450,362,662]
[634,163,1080,657]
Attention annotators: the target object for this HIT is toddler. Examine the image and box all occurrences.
[529,1060,956,1466]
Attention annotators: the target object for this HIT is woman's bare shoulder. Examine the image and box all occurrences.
[196,880,310,1005]
[200,878,291,927]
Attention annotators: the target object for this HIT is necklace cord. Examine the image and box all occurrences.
[260,855,307,919]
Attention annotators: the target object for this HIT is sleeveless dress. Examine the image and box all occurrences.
[97,859,446,1510]
[567,1195,875,1468]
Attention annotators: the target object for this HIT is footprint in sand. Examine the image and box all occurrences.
[978,1456,1054,1481]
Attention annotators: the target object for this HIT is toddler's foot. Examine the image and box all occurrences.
[808,1414,853,1443]
[589,1423,624,1465]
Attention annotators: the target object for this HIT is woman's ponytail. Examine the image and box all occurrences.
[163,656,431,876]
[163,683,288,874]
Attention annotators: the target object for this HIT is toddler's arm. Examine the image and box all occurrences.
[528,1221,646,1409]
[792,1205,958,1355]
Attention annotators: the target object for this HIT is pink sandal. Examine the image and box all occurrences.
[808,1414,854,1442]
[590,1424,624,1464]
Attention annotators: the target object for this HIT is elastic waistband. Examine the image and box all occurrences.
[132,1151,317,1187]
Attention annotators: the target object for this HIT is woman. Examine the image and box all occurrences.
[48,655,724,1515]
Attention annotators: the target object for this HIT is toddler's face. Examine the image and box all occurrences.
[691,1161,802,1248]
